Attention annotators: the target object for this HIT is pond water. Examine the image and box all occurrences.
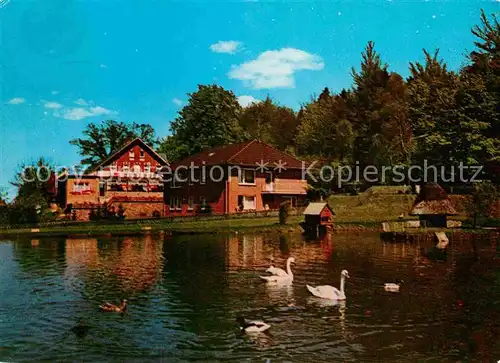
[0,231,499,362]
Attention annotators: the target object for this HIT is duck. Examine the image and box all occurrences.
[260,257,295,283]
[306,269,350,300]
[384,280,403,292]
[236,316,271,333]
[71,319,90,338]
[99,299,128,313]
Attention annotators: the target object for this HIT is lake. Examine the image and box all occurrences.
[0,230,499,362]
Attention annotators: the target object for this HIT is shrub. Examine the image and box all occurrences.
[279,201,291,225]
[117,204,126,221]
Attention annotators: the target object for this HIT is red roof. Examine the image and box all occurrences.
[93,138,168,171]
[172,140,305,169]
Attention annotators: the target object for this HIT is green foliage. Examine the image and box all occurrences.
[295,89,355,161]
[8,157,56,225]
[408,49,460,168]
[351,41,412,169]
[70,120,158,168]
[239,96,298,150]
[279,201,291,225]
[162,85,246,162]
[117,204,126,220]
[465,181,499,228]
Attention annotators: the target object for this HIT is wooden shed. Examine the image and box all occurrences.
[301,202,335,236]
[409,183,457,228]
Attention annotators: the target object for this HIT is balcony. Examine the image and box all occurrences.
[95,170,162,179]
[262,179,307,195]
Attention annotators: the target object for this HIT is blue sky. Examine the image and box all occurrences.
[1,0,497,198]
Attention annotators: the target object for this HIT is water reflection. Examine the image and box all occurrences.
[1,231,500,362]
[265,281,295,307]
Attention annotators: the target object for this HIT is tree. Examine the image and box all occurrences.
[295,89,355,161]
[239,96,298,151]
[10,158,56,224]
[162,85,246,161]
[408,49,460,169]
[11,157,55,202]
[157,135,189,164]
[465,181,499,228]
[69,120,158,168]
[461,10,500,159]
[351,41,412,170]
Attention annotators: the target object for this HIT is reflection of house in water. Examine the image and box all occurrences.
[65,238,99,267]
[64,236,164,293]
[64,238,99,282]
[226,232,334,271]
[226,234,265,269]
[111,235,164,292]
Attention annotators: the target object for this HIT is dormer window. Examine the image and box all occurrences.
[140,150,145,159]
[129,150,135,160]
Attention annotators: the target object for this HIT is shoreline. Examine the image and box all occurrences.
[0,216,497,239]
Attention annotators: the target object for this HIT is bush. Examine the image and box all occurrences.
[279,201,291,225]
[117,204,126,221]
[196,202,212,214]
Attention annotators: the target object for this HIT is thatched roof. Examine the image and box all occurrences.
[410,183,457,215]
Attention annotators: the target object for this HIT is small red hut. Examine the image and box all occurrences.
[301,202,335,236]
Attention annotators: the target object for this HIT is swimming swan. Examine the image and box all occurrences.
[306,270,350,300]
[260,257,295,283]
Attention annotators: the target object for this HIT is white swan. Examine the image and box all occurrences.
[384,280,403,292]
[265,265,288,277]
[236,316,271,333]
[260,257,295,283]
[306,269,350,300]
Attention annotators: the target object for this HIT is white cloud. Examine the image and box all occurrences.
[172,98,183,106]
[228,48,324,89]
[44,101,63,109]
[237,95,260,107]
[54,105,116,121]
[74,98,88,106]
[51,91,59,95]
[100,64,107,68]
[7,97,25,105]
[210,40,242,54]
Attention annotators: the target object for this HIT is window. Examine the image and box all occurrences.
[122,162,130,174]
[140,150,145,159]
[129,150,135,160]
[145,162,151,173]
[169,196,182,211]
[99,182,106,197]
[110,163,117,173]
[242,196,256,210]
[187,196,194,210]
[239,169,255,185]
[200,196,207,211]
[133,163,141,174]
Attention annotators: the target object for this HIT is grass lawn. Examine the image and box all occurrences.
[328,193,417,223]
[1,189,490,237]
